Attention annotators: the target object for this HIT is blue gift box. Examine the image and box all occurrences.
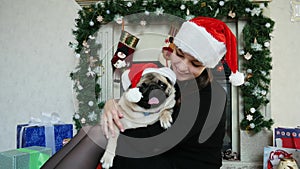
[17,124,73,155]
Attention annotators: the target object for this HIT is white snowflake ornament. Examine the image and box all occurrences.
[97,15,103,22]
[81,118,86,124]
[88,111,97,121]
[140,20,147,26]
[246,114,253,121]
[251,8,261,16]
[86,67,96,77]
[244,52,252,60]
[155,7,164,15]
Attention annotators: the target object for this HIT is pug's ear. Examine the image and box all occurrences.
[165,77,173,86]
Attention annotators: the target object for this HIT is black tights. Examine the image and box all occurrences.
[41,125,106,169]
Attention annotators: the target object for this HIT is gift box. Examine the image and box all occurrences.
[17,123,73,155]
[274,127,300,149]
[263,146,300,169]
[0,146,51,169]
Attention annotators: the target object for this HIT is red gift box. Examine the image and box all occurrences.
[274,127,300,149]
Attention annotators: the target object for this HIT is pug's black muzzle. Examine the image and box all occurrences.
[137,82,168,109]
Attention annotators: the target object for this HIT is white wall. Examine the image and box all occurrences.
[0,0,80,151]
[269,1,300,127]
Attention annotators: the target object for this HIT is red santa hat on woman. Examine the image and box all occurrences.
[121,63,176,102]
[174,16,244,86]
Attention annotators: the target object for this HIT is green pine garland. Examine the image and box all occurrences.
[70,0,274,133]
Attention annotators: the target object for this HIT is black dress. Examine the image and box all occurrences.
[111,76,227,169]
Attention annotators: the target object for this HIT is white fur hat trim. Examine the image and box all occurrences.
[142,67,176,85]
[174,21,226,68]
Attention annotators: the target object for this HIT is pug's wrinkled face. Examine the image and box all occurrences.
[135,72,173,109]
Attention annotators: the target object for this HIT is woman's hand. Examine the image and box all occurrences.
[101,99,124,138]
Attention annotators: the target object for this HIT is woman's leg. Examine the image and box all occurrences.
[41,125,107,169]
[41,126,92,169]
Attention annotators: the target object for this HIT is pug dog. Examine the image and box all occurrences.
[100,67,176,169]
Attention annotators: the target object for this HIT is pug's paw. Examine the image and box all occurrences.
[100,150,115,169]
[159,110,173,129]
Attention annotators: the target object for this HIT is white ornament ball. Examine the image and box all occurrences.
[219,1,225,6]
[180,4,186,10]
[250,107,256,113]
[261,90,267,95]
[244,82,250,86]
[88,101,94,107]
[89,35,95,39]
[264,42,270,47]
[106,10,110,14]
[74,113,80,119]
[261,71,267,76]
[145,10,150,15]
[265,23,271,28]
[127,2,132,7]
[247,69,252,74]
[75,53,80,58]
[193,0,199,5]
[89,21,94,26]
[249,123,255,129]
[239,50,245,55]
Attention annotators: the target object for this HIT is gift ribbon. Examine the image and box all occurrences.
[18,148,50,169]
[19,112,63,154]
[44,125,56,154]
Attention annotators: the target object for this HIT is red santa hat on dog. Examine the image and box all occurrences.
[174,16,244,86]
[121,63,176,102]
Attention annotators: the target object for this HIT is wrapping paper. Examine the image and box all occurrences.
[0,146,51,169]
[274,127,300,149]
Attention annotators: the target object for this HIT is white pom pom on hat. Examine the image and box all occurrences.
[174,16,244,86]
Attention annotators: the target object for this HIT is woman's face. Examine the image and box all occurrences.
[170,47,206,81]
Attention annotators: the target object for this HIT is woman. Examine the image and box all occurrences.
[102,16,244,169]
[41,16,244,169]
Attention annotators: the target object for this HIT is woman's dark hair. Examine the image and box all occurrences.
[196,68,212,90]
